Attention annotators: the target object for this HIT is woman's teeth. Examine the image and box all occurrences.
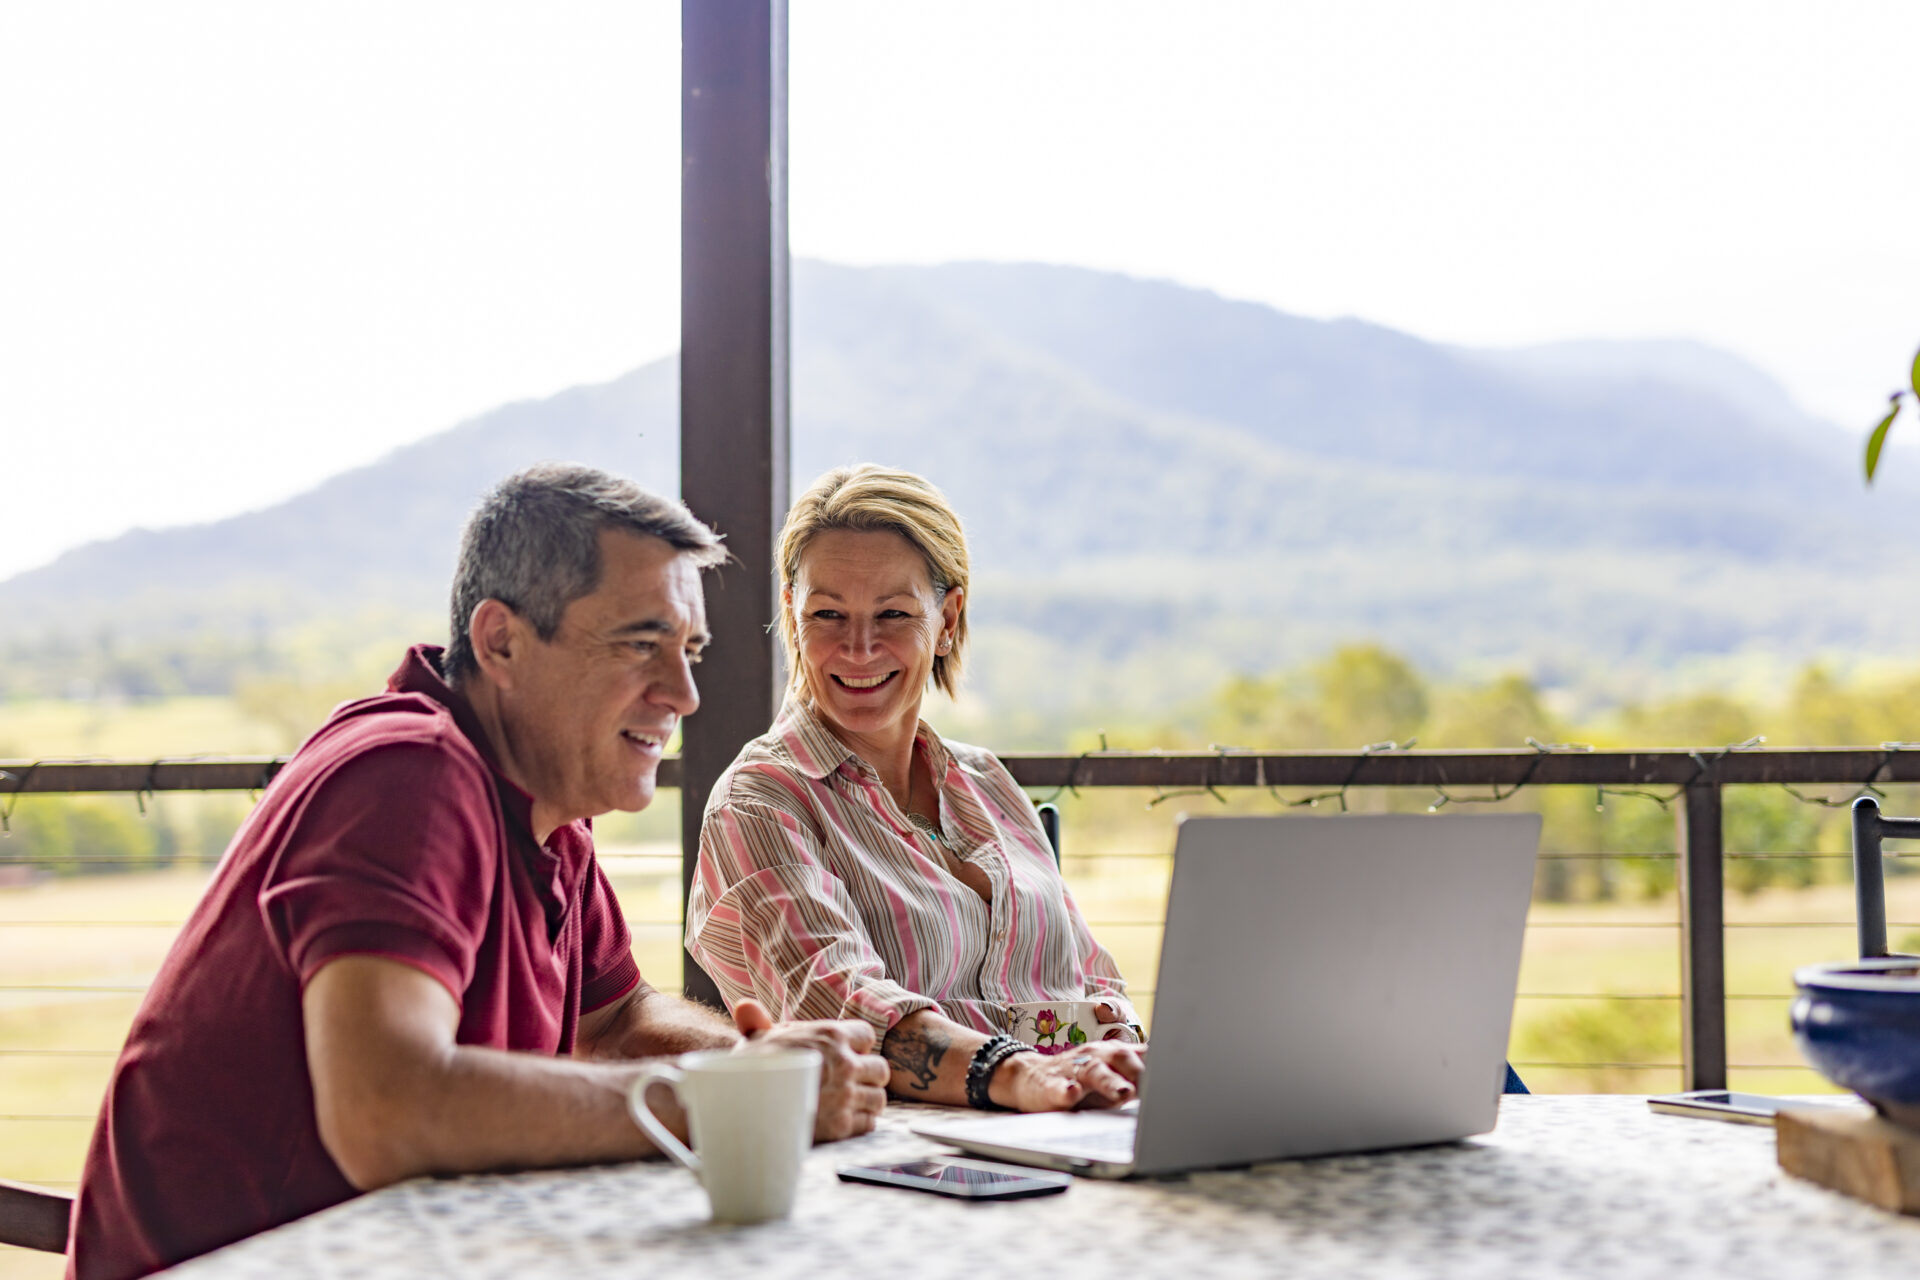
[837,673,894,689]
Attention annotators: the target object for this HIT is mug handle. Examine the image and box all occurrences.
[628,1062,701,1177]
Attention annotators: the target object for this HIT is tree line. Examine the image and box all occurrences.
[1044,644,1920,903]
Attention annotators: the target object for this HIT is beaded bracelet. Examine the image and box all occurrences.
[965,1034,1034,1111]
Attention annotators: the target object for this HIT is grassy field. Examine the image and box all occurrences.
[0,697,287,759]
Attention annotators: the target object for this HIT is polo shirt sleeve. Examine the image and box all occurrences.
[688,798,936,1042]
[578,859,641,1013]
[259,740,500,1004]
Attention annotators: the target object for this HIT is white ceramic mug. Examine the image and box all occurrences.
[627,1047,822,1224]
[1005,1000,1144,1054]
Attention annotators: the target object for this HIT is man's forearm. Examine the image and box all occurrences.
[575,981,740,1061]
[384,1046,666,1183]
[307,959,683,1189]
[309,959,887,1190]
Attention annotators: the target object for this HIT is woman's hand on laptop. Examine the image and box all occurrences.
[992,1041,1145,1112]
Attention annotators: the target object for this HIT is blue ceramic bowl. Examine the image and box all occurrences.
[1791,959,1920,1126]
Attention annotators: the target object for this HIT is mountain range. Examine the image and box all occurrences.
[5,260,1916,719]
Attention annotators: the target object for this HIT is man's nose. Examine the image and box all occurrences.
[654,651,700,717]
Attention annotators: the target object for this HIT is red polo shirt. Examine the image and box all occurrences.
[68,646,641,1280]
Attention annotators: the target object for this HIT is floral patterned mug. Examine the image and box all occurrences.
[1003,1000,1144,1055]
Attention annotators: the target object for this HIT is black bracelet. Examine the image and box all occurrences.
[965,1034,1033,1111]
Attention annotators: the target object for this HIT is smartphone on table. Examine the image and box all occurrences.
[837,1157,1071,1200]
[1646,1090,1860,1126]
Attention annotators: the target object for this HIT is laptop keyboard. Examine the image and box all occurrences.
[1057,1124,1138,1158]
[968,1112,1138,1160]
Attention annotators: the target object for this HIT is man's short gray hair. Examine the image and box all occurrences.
[443,464,727,683]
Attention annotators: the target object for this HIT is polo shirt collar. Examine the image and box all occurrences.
[386,644,541,837]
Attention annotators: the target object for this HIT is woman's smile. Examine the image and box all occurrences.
[834,671,899,691]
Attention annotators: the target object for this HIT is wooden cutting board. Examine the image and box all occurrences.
[1777,1105,1920,1214]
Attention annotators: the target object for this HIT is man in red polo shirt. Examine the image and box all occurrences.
[68,466,891,1280]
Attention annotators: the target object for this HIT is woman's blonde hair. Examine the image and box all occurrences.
[778,464,970,701]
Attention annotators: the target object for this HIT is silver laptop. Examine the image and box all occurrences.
[912,812,1541,1177]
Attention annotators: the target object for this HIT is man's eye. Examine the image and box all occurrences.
[628,641,658,656]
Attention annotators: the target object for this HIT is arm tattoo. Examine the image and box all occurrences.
[883,1024,951,1092]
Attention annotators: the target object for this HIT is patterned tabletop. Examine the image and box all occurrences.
[162,1096,1920,1279]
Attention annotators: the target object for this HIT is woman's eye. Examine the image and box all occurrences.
[809,609,842,621]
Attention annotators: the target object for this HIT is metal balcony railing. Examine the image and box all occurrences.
[7,743,1916,1096]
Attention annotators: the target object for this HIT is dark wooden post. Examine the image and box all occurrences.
[679,0,790,1006]
[1677,783,1728,1090]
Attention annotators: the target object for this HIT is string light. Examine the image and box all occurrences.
[3,738,1916,837]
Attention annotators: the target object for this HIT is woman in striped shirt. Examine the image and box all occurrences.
[687,464,1145,1113]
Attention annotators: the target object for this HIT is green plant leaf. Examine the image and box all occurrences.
[1911,346,1920,398]
[1866,397,1902,483]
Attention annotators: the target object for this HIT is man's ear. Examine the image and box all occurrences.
[468,599,525,690]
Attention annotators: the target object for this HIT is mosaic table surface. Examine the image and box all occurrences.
[162,1096,1920,1279]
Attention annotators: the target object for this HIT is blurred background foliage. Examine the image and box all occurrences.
[4,637,1914,903]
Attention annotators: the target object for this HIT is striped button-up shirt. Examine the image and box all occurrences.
[686,698,1135,1043]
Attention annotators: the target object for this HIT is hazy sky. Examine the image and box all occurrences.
[4,2,1917,581]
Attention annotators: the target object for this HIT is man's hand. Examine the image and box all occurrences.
[731,999,890,1141]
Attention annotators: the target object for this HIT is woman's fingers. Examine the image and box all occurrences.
[1063,1046,1136,1105]
[1075,1059,1136,1107]
[1010,1046,1141,1112]
[1010,1057,1077,1112]
[1098,1044,1145,1085]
